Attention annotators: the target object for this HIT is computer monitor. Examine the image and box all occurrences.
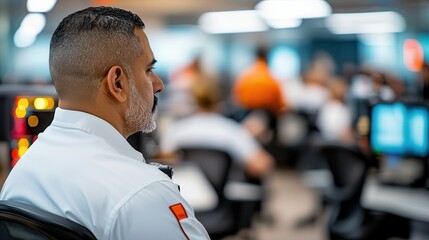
[370,101,429,158]
[407,105,429,157]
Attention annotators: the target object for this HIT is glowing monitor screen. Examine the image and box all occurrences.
[370,102,429,157]
[371,103,406,156]
[407,107,429,157]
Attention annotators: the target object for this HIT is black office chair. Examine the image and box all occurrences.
[278,110,328,228]
[320,144,409,240]
[0,200,97,240]
[178,147,240,240]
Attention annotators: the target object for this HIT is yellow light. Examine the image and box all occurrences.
[18,138,30,148]
[18,146,28,157]
[28,115,39,127]
[46,97,55,109]
[357,116,370,135]
[34,97,49,110]
[15,107,27,118]
[17,98,29,109]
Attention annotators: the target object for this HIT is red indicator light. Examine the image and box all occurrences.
[11,149,20,167]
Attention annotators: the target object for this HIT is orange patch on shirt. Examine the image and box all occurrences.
[169,203,190,240]
[170,203,188,221]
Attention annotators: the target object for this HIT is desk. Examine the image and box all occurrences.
[172,165,218,211]
[361,175,429,222]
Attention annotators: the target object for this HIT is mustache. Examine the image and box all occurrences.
[152,96,158,113]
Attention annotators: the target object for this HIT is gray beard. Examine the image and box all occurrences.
[124,79,156,136]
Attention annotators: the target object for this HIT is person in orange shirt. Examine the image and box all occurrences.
[233,47,287,115]
[233,47,287,147]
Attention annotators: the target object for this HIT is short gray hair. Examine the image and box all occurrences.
[49,6,145,99]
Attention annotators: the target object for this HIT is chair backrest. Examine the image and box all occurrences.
[321,144,369,193]
[178,147,241,239]
[320,144,373,239]
[178,147,233,198]
[0,200,97,240]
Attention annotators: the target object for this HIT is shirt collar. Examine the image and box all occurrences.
[51,107,145,163]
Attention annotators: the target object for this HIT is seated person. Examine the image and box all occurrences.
[159,77,274,179]
[316,77,354,144]
[0,7,209,239]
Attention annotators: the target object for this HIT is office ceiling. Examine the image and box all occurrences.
[111,0,429,32]
[109,0,427,18]
[4,0,429,35]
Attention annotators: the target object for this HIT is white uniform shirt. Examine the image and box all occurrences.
[0,108,209,240]
[316,100,352,142]
[297,84,329,114]
[160,113,260,164]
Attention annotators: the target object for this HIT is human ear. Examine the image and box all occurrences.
[106,66,128,103]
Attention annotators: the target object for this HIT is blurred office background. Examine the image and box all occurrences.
[2,0,429,239]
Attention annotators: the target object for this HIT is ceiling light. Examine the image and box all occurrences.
[256,0,332,19]
[19,13,46,36]
[14,13,46,48]
[326,11,406,34]
[198,10,268,34]
[265,18,302,29]
[27,0,57,13]
[14,29,37,48]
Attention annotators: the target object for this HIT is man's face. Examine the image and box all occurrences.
[124,29,164,135]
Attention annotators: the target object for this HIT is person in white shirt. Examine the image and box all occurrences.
[160,78,274,179]
[0,6,209,240]
[317,78,354,144]
[159,78,274,233]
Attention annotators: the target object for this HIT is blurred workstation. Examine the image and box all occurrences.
[2,0,429,239]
